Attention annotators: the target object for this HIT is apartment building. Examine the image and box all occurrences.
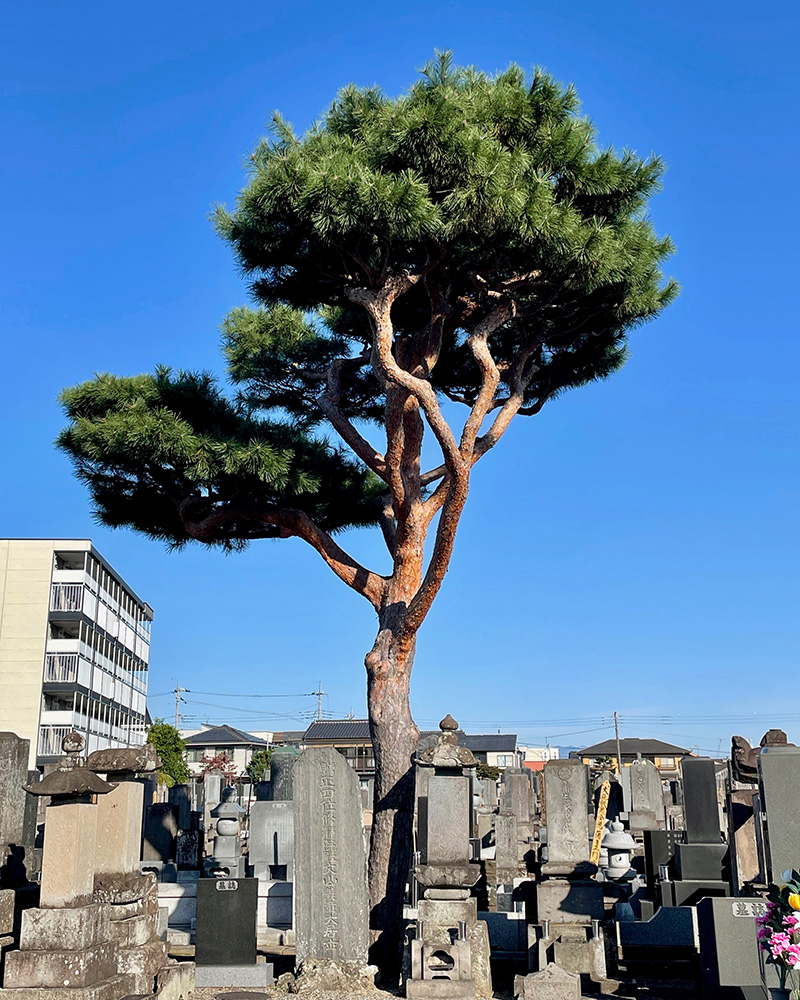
[0,539,152,769]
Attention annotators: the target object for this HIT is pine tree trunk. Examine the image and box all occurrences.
[365,620,419,983]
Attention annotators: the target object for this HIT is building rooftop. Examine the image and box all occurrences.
[182,724,270,747]
[462,734,517,753]
[304,719,371,741]
[576,738,689,757]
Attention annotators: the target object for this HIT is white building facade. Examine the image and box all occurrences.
[0,539,152,768]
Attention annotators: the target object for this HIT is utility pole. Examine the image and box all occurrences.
[614,710,623,775]
[174,680,190,729]
[311,682,326,721]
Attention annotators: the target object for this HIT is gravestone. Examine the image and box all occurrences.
[249,800,294,881]
[0,733,29,877]
[168,783,192,830]
[696,896,779,997]
[727,789,760,891]
[293,747,368,965]
[505,769,531,825]
[269,748,298,802]
[758,745,800,884]
[681,758,721,844]
[195,875,270,986]
[204,770,223,806]
[143,803,179,862]
[629,760,663,830]
[541,760,593,876]
[495,812,518,876]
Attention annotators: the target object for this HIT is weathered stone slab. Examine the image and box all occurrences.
[94,781,143,875]
[541,761,592,876]
[0,733,29,857]
[514,962,580,1000]
[269,749,298,801]
[86,744,158,775]
[0,974,129,1000]
[3,941,116,988]
[40,802,98,908]
[495,812,518,875]
[294,747,368,964]
[427,773,470,864]
[535,879,603,925]
[630,760,662,817]
[504,770,531,825]
[20,903,109,951]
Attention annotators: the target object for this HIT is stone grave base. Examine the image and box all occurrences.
[406,980,476,999]
[514,963,580,1000]
[194,964,273,987]
[278,958,377,993]
[0,976,130,1000]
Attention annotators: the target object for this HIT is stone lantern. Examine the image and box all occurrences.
[406,714,491,1000]
[207,785,245,877]
[600,820,637,880]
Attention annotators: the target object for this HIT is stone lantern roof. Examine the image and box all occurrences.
[414,714,478,770]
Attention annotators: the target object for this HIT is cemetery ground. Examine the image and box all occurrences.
[1,721,796,1000]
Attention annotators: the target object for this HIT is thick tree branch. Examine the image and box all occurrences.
[177,498,386,608]
[347,278,466,481]
[317,351,389,482]
[459,301,515,457]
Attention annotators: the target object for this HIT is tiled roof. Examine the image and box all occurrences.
[576,738,689,757]
[462,734,517,753]
[304,720,371,741]
[183,724,270,747]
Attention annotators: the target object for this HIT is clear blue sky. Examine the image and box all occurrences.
[2,1,797,755]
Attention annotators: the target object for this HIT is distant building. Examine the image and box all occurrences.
[181,724,270,778]
[303,719,375,776]
[460,734,520,769]
[0,539,152,769]
[518,745,560,771]
[572,738,690,777]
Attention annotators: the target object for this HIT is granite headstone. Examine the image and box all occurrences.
[293,747,368,964]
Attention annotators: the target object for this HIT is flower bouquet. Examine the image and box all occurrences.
[756,869,800,998]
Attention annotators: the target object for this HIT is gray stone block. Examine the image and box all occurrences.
[3,942,116,988]
[194,964,273,987]
[535,879,603,925]
[618,906,698,950]
[19,903,110,951]
[675,842,727,881]
[514,962,580,1000]
[294,747,368,965]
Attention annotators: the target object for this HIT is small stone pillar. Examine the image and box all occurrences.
[87,743,160,876]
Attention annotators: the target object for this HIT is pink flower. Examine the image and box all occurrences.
[784,944,800,968]
[784,914,800,931]
[770,932,791,959]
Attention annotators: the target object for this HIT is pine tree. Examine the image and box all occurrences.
[59,53,676,978]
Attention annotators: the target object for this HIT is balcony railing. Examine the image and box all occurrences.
[44,653,79,683]
[50,584,83,613]
[38,726,72,756]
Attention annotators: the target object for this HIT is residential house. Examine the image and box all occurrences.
[572,738,691,777]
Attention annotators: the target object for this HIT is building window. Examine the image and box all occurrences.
[659,757,676,769]
[496,755,514,767]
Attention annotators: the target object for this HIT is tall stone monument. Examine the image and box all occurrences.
[407,715,492,1000]
[293,746,370,984]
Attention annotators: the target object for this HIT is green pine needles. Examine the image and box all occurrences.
[59,53,677,555]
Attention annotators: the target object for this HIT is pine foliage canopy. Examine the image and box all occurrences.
[59,54,676,552]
